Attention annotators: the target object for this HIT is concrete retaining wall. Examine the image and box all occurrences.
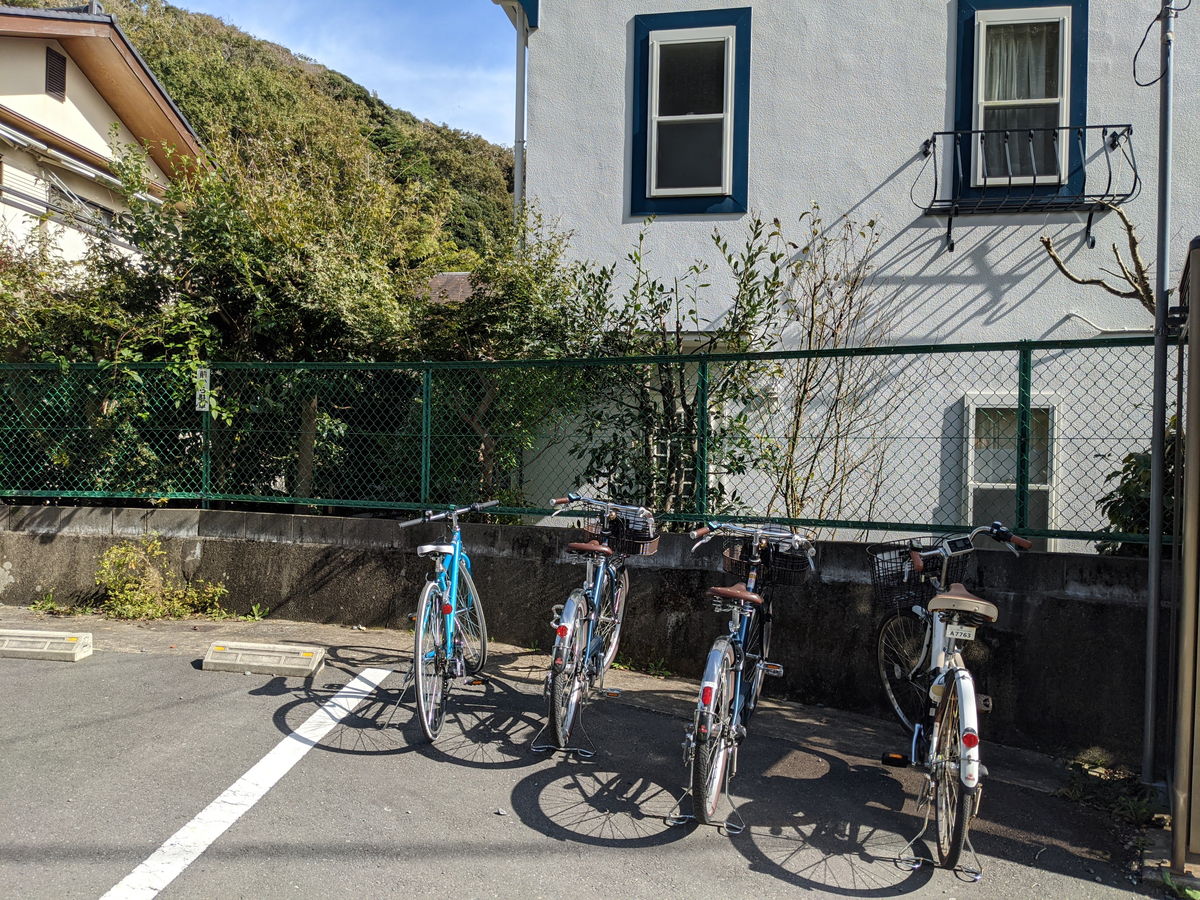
[0,505,1161,762]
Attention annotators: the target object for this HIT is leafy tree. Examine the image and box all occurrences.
[1097,416,1180,556]
[565,218,787,517]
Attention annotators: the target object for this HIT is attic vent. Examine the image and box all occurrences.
[45,48,66,102]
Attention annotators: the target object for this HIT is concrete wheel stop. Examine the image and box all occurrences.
[202,641,325,677]
[0,629,93,661]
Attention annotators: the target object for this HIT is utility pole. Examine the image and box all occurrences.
[1146,0,1176,787]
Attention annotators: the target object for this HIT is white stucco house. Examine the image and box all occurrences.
[0,2,202,258]
[494,1,1197,545]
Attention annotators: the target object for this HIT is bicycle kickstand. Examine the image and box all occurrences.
[894,782,934,871]
[959,832,984,882]
[382,662,418,728]
[530,699,597,760]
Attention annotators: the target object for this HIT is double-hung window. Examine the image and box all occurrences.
[632,8,750,217]
[953,0,1087,196]
[647,26,735,197]
[965,398,1055,549]
[973,7,1071,185]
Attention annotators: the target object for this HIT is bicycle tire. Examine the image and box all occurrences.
[456,563,488,675]
[548,595,587,748]
[692,638,735,826]
[598,566,628,676]
[876,609,933,732]
[934,678,975,869]
[413,580,448,741]
[743,601,771,723]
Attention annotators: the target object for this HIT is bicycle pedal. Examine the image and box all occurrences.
[467,678,486,686]
[407,614,417,622]
[977,694,994,713]
[601,689,622,698]
[881,752,909,768]
[758,661,784,678]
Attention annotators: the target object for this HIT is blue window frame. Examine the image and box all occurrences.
[953,0,1088,200]
[631,8,751,217]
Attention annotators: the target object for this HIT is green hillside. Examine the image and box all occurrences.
[102,0,515,257]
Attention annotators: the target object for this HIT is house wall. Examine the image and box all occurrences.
[0,36,167,254]
[524,1,1197,343]
[521,1,1190,541]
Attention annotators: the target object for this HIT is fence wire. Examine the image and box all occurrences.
[0,336,1169,549]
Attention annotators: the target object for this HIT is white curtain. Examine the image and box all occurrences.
[984,22,1059,102]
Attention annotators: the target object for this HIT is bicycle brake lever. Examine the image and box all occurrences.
[690,535,714,554]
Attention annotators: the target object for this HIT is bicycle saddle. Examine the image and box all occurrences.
[928,583,998,623]
[566,540,613,557]
[708,583,763,605]
[416,543,455,557]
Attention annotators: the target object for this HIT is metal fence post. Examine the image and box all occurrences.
[1015,345,1033,530]
[421,367,432,504]
[695,359,709,519]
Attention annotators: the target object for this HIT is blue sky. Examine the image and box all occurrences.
[175,0,518,146]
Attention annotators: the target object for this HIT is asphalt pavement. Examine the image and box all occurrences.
[0,606,1154,899]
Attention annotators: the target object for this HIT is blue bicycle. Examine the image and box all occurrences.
[402,500,498,742]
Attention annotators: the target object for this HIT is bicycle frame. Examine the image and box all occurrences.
[429,524,471,662]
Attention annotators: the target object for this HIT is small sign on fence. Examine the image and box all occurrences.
[195,367,211,412]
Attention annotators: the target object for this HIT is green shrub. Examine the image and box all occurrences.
[95,535,228,619]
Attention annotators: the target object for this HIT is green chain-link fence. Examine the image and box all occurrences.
[0,336,1167,548]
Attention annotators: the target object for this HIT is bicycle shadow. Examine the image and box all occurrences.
[720,743,936,896]
[508,699,693,849]
[415,670,547,771]
[267,642,420,756]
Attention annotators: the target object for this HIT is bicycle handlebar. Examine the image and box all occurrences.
[398,500,499,529]
[689,520,814,555]
[548,491,652,519]
[909,521,1030,564]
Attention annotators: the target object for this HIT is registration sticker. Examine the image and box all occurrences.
[946,624,976,642]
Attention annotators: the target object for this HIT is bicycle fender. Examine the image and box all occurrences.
[550,589,587,674]
[694,640,733,735]
[952,668,982,790]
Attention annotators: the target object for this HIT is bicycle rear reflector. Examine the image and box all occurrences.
[962,730,980,749]
[701,685,714,707]
[441,604,453,615]
[556,625,569,638]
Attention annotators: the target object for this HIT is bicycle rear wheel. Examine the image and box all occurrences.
[547,595,587,748]
[876,609,932,732]
[692,639,735,825]
[934,679,975,868]
[413,581,448,741]
[456,563,488,675]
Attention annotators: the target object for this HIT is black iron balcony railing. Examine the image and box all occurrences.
[915,124,1140,250]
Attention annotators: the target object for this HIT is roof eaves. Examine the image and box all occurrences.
[0,3,202,148]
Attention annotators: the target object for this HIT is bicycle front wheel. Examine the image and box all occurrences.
[692,638,736,825]
[876,609,933,732]
[934,678,976,868]
[456,563,488,675]
[598,566,628,675]
[744,602,772,722]
[548,595,587,748]
[414,581,448,741]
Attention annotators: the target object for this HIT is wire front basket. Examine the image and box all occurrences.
[867,536,969,614]
[722,539,814,587]
[582,512,660,556]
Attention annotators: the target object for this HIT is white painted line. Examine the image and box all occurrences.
[101,667,392,900]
